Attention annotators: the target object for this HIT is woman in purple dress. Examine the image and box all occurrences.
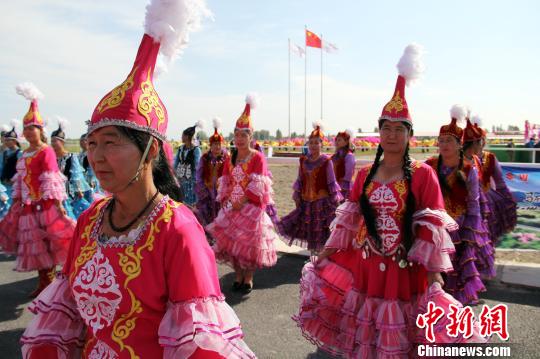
[331,128,356,200]
[277,122,342,253]
[425,105,494,305]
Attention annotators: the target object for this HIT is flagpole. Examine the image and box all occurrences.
[321,33,323,121]
[288,38,291,138]
[304,25,307,138]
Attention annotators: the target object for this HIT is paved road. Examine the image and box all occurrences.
[1,252,539,358]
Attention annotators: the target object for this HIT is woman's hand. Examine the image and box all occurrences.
[313,248,337,265]
[427,272,444,286]
[55,200,67,216]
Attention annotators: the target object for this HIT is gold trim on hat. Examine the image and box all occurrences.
[96,66,138,114]
[384,90,404,114]
[138,69,165,127]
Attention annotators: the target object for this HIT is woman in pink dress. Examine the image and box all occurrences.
[0,82,74,298]
[294,44,485,358]
[207,94,278,294]
[21,2,254,358]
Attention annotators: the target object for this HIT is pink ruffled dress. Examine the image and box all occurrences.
[207,151,278,270]
[21,196,255,358]
[294,162,486,358]
[0,146,74,271]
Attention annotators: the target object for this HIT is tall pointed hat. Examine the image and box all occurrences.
[379,43,425,127]
[16,83,45,128]
[235,93,259,131]
[88,0,211,141]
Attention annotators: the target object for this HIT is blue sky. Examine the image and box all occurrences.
[1,0,538,139]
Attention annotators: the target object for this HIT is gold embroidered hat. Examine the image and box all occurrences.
[235,93,259,131]
[309,121,325,139]
[379,43,425,127]
[439,104,466,141]
[15,82,45,128]
[88,0,211,141]
[209,117,225,144]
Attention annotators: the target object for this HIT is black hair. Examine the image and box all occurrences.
[117,126,182,202]
[359,121,416,252]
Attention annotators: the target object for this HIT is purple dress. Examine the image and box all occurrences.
[331,149,355,200]
[277,154,342,251]
[195,149,229,228]
[425,157,494,305]
[479,151,517,242]
[251,142,279,227]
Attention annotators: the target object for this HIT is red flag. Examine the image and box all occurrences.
[306,29,322,48]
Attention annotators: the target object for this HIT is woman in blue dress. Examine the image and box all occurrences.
[174,120,203,207]
[0,121,22,219]
[50,118,93,218]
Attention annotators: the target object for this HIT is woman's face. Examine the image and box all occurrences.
[80,137,88,151]
[234,130,252,151]
[51,137,65,152]
[182,134,191,145]
[210,141,222,156]
[23,126,41,145]
[335,136,347,149]
[438,134,461,159]
[5,139,17,149]
[86,126,144,193]
[308,137,322,155]
[379,121,411,154]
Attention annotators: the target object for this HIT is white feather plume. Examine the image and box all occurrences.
[344,128,355,138]
[312,120,325,132]
[0,125,10,132]
[195,119,205,130]
[144,0,213,63]
[154,56,169,78]
[10,119,20,129]
[471,115,483,127]
[15,82,44,101]
[245,93,260,110]
[449,104,466,125]
[56,116,69,131]
[396,43,425,85]
[212,117,222,130]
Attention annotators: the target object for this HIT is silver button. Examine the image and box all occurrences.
[379,262,386,272]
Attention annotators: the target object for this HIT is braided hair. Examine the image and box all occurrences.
[359,122,416,252]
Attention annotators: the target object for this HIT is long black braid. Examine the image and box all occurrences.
[359,144,384,249]
[401,144,416,252]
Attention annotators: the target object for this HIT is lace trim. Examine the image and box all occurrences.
[92,195,169,248]
[86,118,166,141]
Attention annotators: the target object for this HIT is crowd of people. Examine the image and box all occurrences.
[0,0,520,357]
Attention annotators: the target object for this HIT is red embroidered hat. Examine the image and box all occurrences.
[379,43,425,127]
[463,110,483,142]
[209,117,225,144]
[309,121,325,140]
[235,93,259,131]
[472,115,487,138]
[439,104,466,141]
[16,83,45,128]
[87,0,211,141]
[335,128,354,141]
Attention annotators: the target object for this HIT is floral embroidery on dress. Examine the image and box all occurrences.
[230,165,246,203]
[72,248,122,333]
[369,184,401,253]
[88,340,118,359]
